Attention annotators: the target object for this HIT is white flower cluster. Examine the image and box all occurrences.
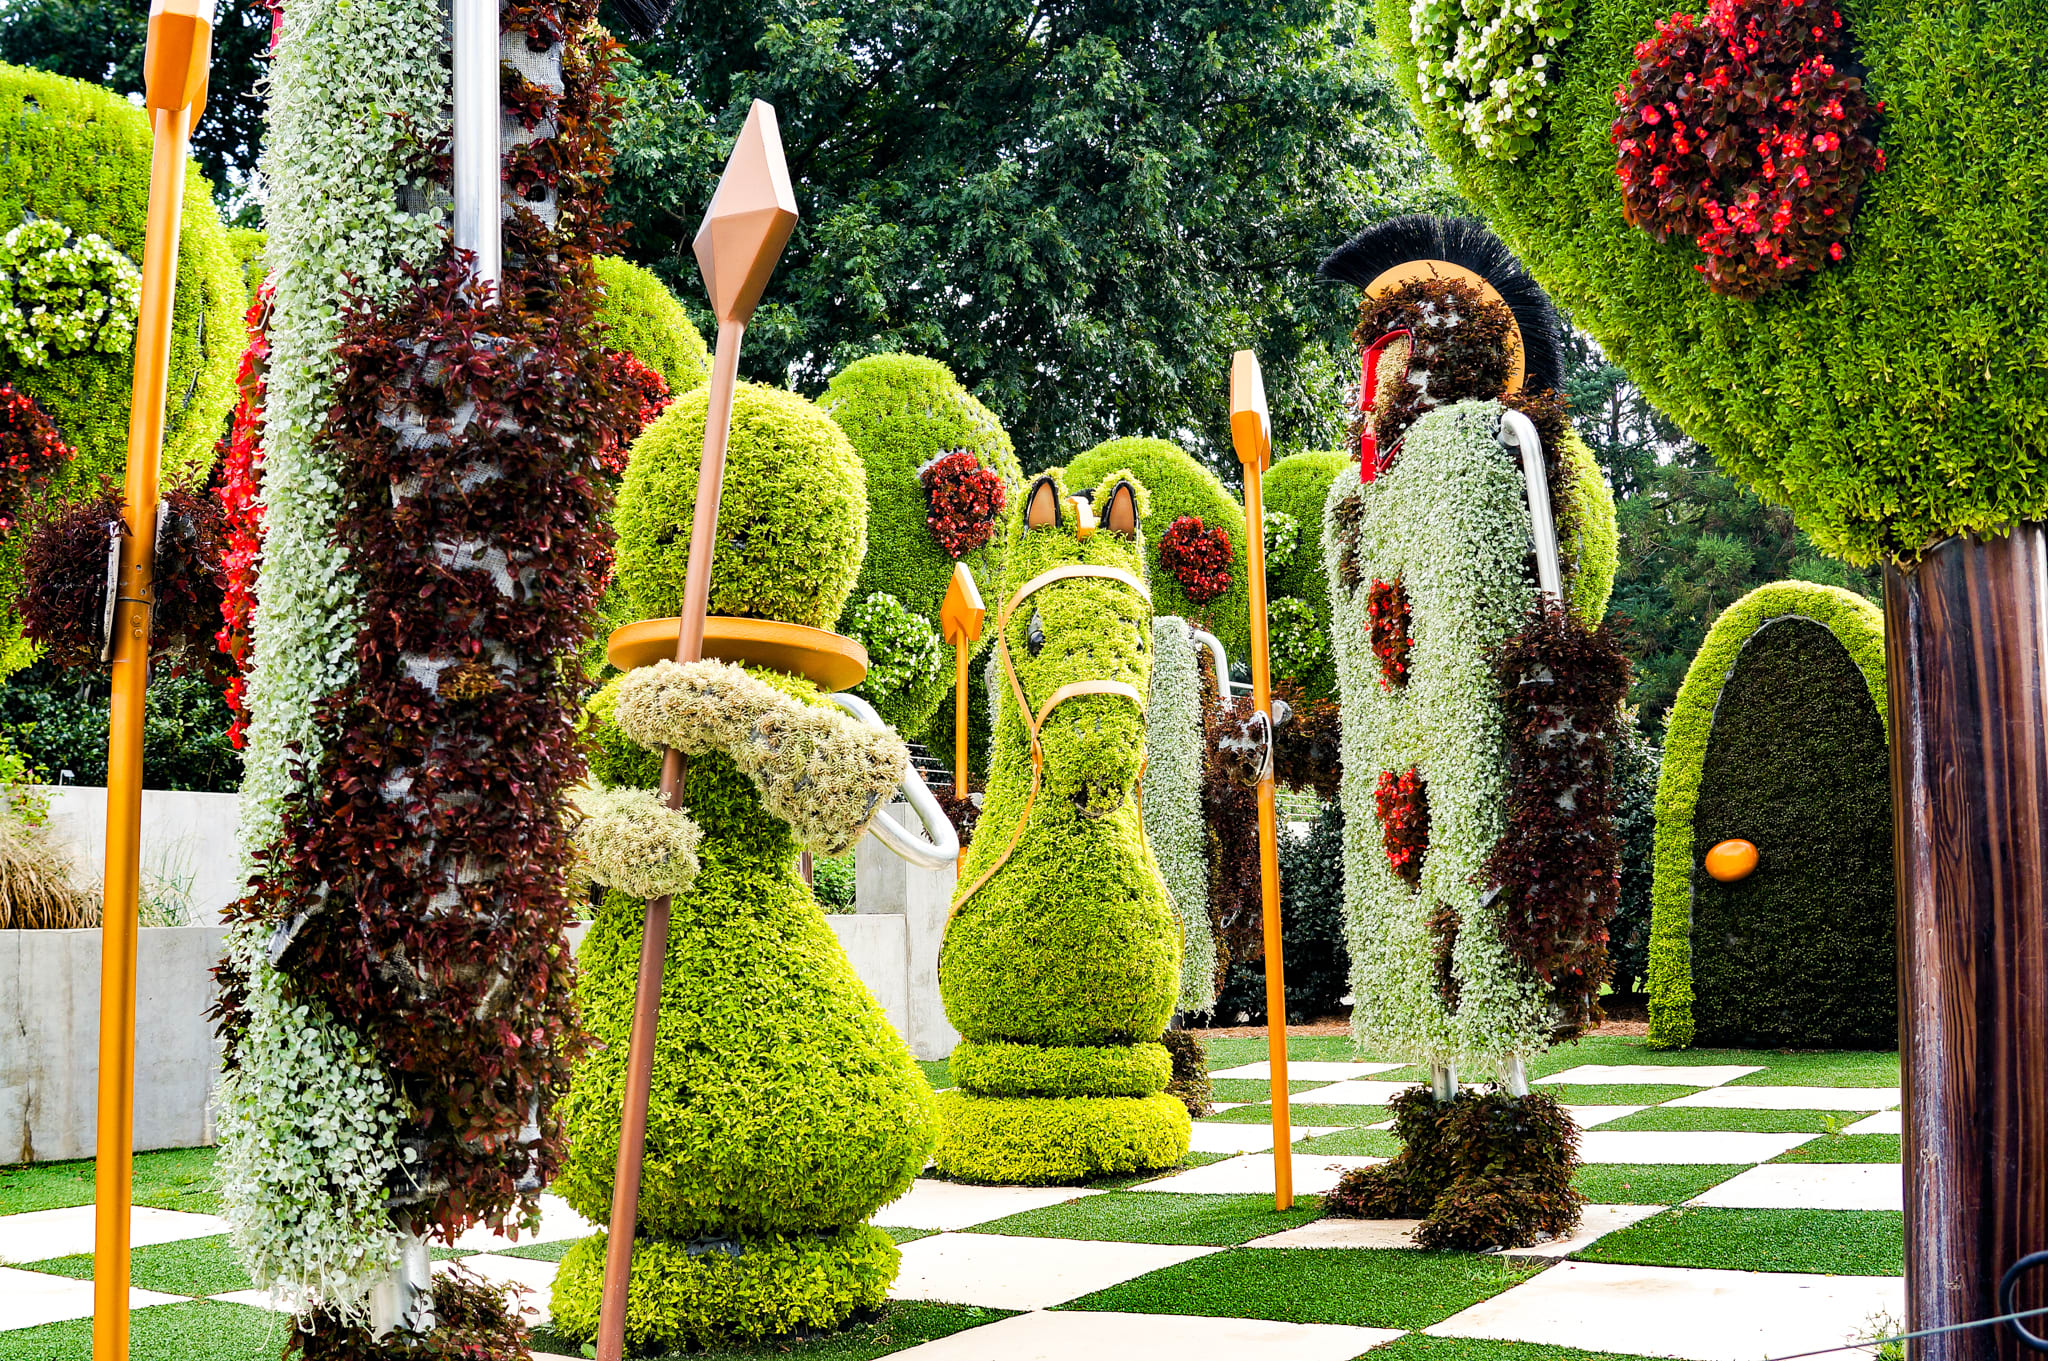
[846,591,946,706]
[1267,596,1328,684]
[1324,400,1551,1074]
[572,785,703,900]
[1143,617,1215,1014]
[1409,0,1576,160]
[0,219,141,367]
[1263,509,1301,574]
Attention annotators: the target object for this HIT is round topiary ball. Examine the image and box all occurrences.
[592,255,710,396]
[0,63,241,500]
[614,382,867,631]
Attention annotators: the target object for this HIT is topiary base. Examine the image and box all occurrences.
[949,1038,1171,1098]
[933,1089,1190,1185]
[548,1225,899,1355]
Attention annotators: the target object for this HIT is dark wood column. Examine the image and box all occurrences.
[1886,526,2048,1361]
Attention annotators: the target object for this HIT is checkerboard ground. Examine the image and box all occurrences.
[0,1034,1905,1361]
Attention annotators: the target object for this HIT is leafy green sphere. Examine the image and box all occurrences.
[592,254,710,395]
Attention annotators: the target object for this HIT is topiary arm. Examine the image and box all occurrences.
[570,785,703,901]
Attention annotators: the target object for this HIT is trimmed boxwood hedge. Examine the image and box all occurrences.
[931,1089,1190,1185]
[1373,0,2048,566]
[950,1038,1171,1098]
[592,254,710,396]
[1645,581,1889,1047]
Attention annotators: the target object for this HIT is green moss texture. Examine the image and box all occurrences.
[1066,437,1251,659]
[1374,0,2048,565]
[937,468,1188,1183]
[614,382,867,630]
[592,254,710,395]
[1557,430,1617,628]
[1645,582,1888,1047]
[0,63,241,500]
[821,353,1022,733]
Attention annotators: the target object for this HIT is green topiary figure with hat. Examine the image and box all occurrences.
[551,381,937,1353]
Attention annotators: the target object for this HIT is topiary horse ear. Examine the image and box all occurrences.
[1101,480,1140,538]
[1026,476,1063,530]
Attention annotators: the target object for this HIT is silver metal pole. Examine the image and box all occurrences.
[1498,408,1561,601]
[451,0,500,290]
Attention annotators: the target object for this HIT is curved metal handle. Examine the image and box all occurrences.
[1190,628,1234,707]
[827,692,960,869]
[1498,408,1563,602]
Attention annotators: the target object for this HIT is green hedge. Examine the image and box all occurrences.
[1262,452,1350,699]
[931,1089,1190,1185]
[1065,438,1251,660]
[1645,581,1888,1047]
[1373,0,2048,566]
[821,353,1020,734]
[949,1038,1171,1098]
[614,382,867,631]
[592,254,710,396]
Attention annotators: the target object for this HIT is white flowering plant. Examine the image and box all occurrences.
[1143,617,1215,1013]
[1263,509,1301,574]
[1409,0,1576,160]
[1267,596,1328,684]
[0,219,141,368]
[845,591,947,729]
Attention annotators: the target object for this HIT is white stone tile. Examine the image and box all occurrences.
[448,1193,596,1253]
[886,1307,1403,1360]
[1208,1061,1406,1081]
[0,1205,229,1266]
[876,1179,1103,1231]
[1689,1163,1902,1211]
[1578,1130,1816,1164]
[1564,1105,1644,1128]
[1846,1110,1902,1135]
[889,1233,1216,1311]
[0,1266,188,1330]
[1291,1080,1422,1107]
[439,1254,561,1324]
[1242,1204,1663,1258]
[1427,1260,1904,1361]
[1187,1122,1347,1154]
[1129,1152,1383,1196]
[1207,1102,1247,1114]
[1536,1064,1761,1087]
[1666,1086,1901,1111]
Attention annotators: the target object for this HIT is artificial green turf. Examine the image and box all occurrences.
[1195,1036,1392,1070]
[1090,1150,1232,1189]
[1772,1134,1902,1164]
[0,1300,285,1361]
[1293,1127,1405,1157]
[18,1234,252,1297]
[1210,1078,1335,1102]
[1058,1246,1544,1329]
[1533,1084,1699,1107]
[1372,1336,1673,1361]
[1570,1164,1748,1205]
[916,1058,950,1091]
[963,1192,1324,1246]
[1205,1102,1388,1127]
[1520,1036,1898,1087]
[1601,1106,1843,1134]
[1576,1207,1904,1275]
[527,1300,1010,1359]
[0,1147,222,1216]
[1721,1052,1901,1088]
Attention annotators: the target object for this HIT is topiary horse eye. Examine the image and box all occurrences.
[1027,609,1045,657]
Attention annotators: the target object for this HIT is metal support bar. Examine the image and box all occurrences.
[1190,628,1232,708]
[828,692,960,869]
[1498,408,1562,601]
[451,0,500,290]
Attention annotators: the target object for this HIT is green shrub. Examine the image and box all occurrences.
[1645,581,1887,1047]
[1065,438,1251,660]
[581,673,662,789]
[841,591,947,732]
[1557,430,1617,628]
[812,850,856,907]
[1607,724,1661,995]
[549,1226,898,1355]
[226,227,266,303]
[1262,452,1349,618]
[614,382,867,631]
[931,1089,1190,1185]
[950,1039,1171,1098]
[592,254,710,396]
[1215,799,1351,1024]
[0,64,240,502]
[1373,0,2048,566]
[821,353,1021,734]
[0,662,240,792]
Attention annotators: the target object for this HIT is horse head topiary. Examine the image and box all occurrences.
[935,469,1192,1184]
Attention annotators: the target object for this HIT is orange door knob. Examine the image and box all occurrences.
[1704,839,1759,882]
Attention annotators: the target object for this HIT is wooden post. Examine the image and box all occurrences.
[1230,349,1292,1211]
[940,561,985,799]
[594,100,797,1361]
[1886,526,2048,1361]
[94,5,209,1357]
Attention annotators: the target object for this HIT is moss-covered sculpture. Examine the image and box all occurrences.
[820,353,1022,734]
[936,470,1190,1184]
[592,254,711,396]
[554,386,934,1352]
[1645,581,1890,1049]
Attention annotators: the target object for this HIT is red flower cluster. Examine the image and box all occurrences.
[1160,514,1233,604]
[0,384,73,538]
[595,349,672,476]
[1375,766,1430,888]
[1612,0,1884,298]
[213,287,271,746]
[921,449,1007,559]
[1367,577,1412,690]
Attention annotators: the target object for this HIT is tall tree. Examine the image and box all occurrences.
[606,0,1451,473]
[0,0,272,210]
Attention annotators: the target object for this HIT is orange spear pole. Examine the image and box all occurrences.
[94,3,211,1358]
[1230,349,1292,1212]
[593,99,797,1361]
[940,562,985,800]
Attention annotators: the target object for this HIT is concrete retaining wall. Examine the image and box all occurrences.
[37,786,244,924]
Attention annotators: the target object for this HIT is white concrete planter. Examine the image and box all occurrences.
[0,926,227,1164]
[35,786,245,924]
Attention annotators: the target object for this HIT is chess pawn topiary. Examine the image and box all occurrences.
[935,470,1190,1184]
[551,385,935,1352]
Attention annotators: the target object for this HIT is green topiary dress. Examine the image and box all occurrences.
[935,469,1191,1183]
[552,384,935,1352]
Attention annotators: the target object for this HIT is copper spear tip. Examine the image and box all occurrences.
[693,99,799,326]
[1230,349,1271,472]
[940,561,986,646]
